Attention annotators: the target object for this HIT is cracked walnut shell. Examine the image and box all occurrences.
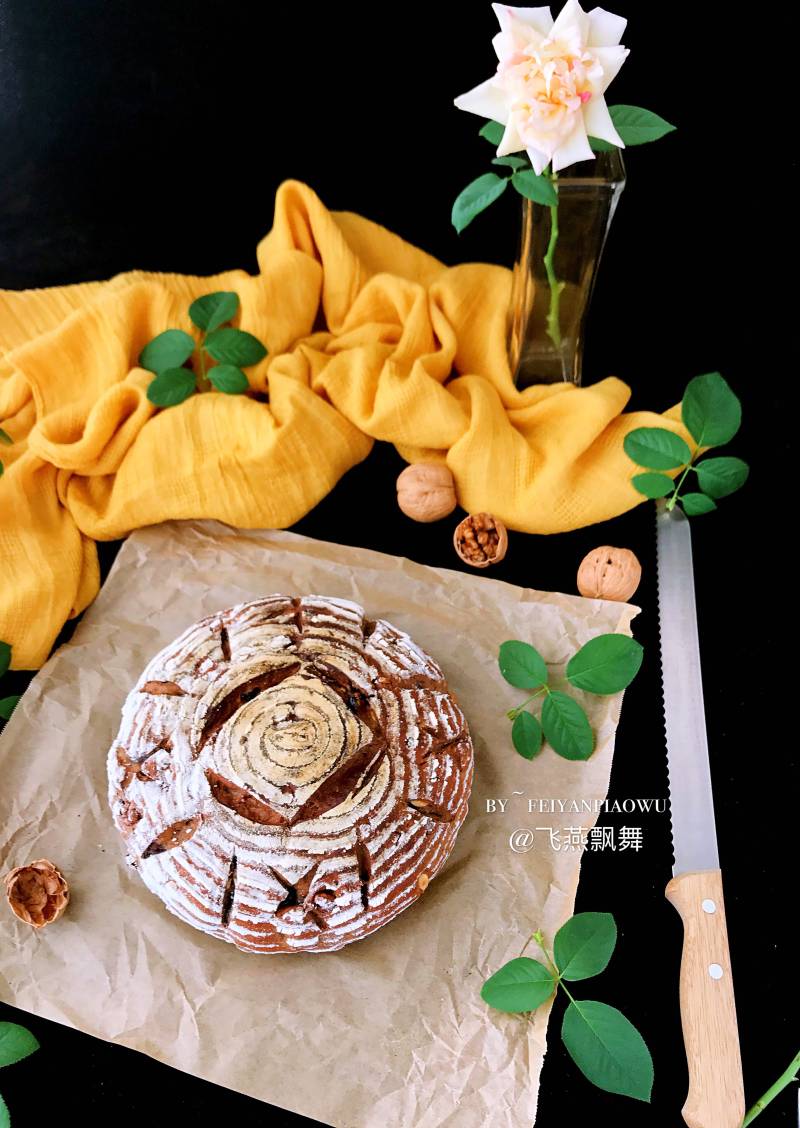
[396,463,457,523]
[577,546,642,602]
[453,513,508,568]
[4,859,69,928]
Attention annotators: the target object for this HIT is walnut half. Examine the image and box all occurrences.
[453,513,508,569]
[4,859,69,928]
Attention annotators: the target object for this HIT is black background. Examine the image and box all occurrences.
[0,1,794,1125]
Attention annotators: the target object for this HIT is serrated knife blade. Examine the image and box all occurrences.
[656,499,745,1128]
[656,501,719,876]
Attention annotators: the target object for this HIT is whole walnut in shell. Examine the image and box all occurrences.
[396,463,457,523]
[577,546,641,602]
[4,859,69,928]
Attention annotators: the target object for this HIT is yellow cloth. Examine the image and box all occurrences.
[0,180,689,670]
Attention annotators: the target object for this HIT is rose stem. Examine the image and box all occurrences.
[543,169,563,353]
[742,1050,800,1126]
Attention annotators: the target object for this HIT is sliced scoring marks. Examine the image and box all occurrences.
[195,662,301,754]
[205,769,287,826]
[219,624,232,662]
[141,814,202,859]
[289,736,387,825]
[407,798,453,823]
[355,833,371,910]
[220,854,237,926]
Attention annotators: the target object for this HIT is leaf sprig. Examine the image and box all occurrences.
[140,291,268,408]
[482,913,654,1102]
[452,106,675,233]
[624,372,748,516]
[0,641,19,722]
[0,1020,40,1127]
[499,634,642,761]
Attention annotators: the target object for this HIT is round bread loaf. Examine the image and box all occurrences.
[107,596,473,953]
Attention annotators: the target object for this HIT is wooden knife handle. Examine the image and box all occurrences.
[665,870,745,1128]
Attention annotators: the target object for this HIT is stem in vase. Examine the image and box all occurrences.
[543,169,563,351]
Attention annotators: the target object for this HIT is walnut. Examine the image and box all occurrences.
[577,546,642,602]
[453,513,508,569]
[4,859,69,928]
[396,463,457,523]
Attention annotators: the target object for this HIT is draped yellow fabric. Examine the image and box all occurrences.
[0,180,688,670]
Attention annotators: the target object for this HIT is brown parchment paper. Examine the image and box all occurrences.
[0,521,637,1128]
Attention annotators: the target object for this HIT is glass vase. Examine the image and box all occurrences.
[507,148,626,386]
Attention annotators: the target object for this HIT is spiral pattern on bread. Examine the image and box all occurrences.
[107,596,473,953]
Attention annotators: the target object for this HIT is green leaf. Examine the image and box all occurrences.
[0,462,4,478]
[623,427,691,470]
[681,492,717,516]
[512,712,543,760]
[479,120,505,146]
[632,472,674,499]
[0,1021,39,1068]
[554,912,617,981]
[147,368,196,408]
[561,1000,654,1101]
[0,1092,8,1128]
[0,428,12,445]
[567,634,643,696]
[204,328,268,367]
[681,372,742,447]
[588,136,616,152]
[189,291,240,333]
[209,365,250,394]
[0,641,10,679]
[451,173,508,234]
[695,456,749,499]
[492,155,528,170]
[512,169,559,207]
[499,640,548,689]
[542,691,594,760]
[481,957,555,1014]
[0,696,20,721]
[139,329,195,374]
[609,104,676,146]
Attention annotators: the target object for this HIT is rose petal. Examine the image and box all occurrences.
[550,0,589,42]
[498,117,525,156]
[453,77,509,122]
[592,44,630,92]
[552,122,594,171]
[587,6,627,47]
[526,145,551,175]
[492,3,554,36]
[582,96,624,146]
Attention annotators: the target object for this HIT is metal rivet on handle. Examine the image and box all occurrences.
[702,899,716,914]
[709,963,724,980]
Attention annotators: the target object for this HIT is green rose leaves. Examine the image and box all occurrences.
[625,372,748,515]
[452,105,675,233]
[500,633,643,761]
[139,291,268,408]
[482,914,653,1102]
[0,1020,40,1127]
[0,641,19,723]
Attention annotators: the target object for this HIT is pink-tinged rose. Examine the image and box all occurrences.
[455,1,629,174]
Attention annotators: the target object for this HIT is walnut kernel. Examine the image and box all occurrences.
[577,546,642,602]
[396,463,457,523]
[453,513,508,569]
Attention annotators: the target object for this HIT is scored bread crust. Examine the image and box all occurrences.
[107,595,473,953]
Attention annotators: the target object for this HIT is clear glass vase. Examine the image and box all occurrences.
[507,148,626,386]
